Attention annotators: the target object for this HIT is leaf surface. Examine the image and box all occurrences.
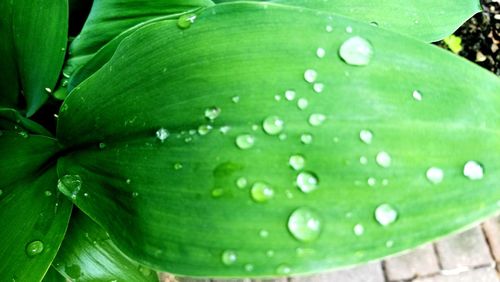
[57,3,500,277]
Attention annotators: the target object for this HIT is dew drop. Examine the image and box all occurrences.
[126,179,131,184]
[198,125,213,136]
[205,107,221,121]
[316,47,326,58]
[386,240,394,248]
[339,36,373,66]
[296,172,319,193]
[177,13,197,29]
[300,134,313,145]
[263,116,284,135]
[313,83,324,93]
[463,161,484,180]
[211,188,224,198]
[276,264,292,275]
[359,129,373,144]
[288,207,321,242]
[266,250,275,257]
[289,155,305,171]
[98,142,106,149]
[375,203,398,226]
[25,240,44,257]
[44,87,52,94]
[376,151,392,168]
[370,21,379,27]
[44,190,52,197]
[345,26,353,33]
[308,113,326,126]
[325,25,333,32]
[304,69,318,83]
[18,131,29,138]
[236,134,255,150]
[221,250,237,265]
[244,264,254,272]
[360,156,368,165]
[156,128,169,142]
[259,229,269,238]
[426,167,444,184]
[57,175,82,200]
[412,90,423,101]
[251,182,274,202]
[278,133,287,141]
[297,98,309,110]
[232,96,240,103]
[274,95,281,101]
[285,90,296,101]
[219,126,231,134]
[132,192,139,198]
[173,163,183,170]
[367,177,376,187]
[353,224,364,236]
[236,177,248,189]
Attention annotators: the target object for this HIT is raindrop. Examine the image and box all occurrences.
[126,179,131,184]
[386,240,394,248]
[325,25,333,32]
[236,134,255,150]
[360,156,368,165]
[221,250,237,265]
[205,107,221,121]
[316,47,326,58]
[279,133,287,141]
[339,36,374,66]
[251,124,259,131]
[300,134,313,145]
[276,264,292,275]
[236,177,248,189]
[132,192,139,198]
[345,26,353,33]
[244,264,254,272]
[353,224,364,236]
[382,179,389,186]
[198,124,213,135]
[219,126,231,134]
[156,128,169,142]
[232,96,240,103]
[285,90,296,101]
[297,98,308,110]
[375,203,398,226]
[412,90,423,101]
[251,182,274,202]
[426,167,444,184]
[57,175,82,200]
[274,95,282,101]
[211,188,224,198]
[259,229,269,238]
[304,69,318,83]
[288,207,321,242]
[138,266,152,277]
[296,172,319,193]
[313,83,324,93]
[44,87,52,94]
[359,129,373,144]
[266,250,275,257]
[263,116,284,135]
[18,131,29,138]
[98,142,106,149]
[463,161,484,180]
[177,13,197,29]
[376,151,391,168]
[25,240,44,257]
[367,177,376,187]
[44,190,52,197]
[174,163,183,170]
[289,155,305,171]
[308,113,326,126]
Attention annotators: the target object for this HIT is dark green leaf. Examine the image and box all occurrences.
[53,210,158,281]
[0,108,52,136]
[57,3,500,277]
[42,267,67,282]
[0,132,72,281]
[0,0,20,109]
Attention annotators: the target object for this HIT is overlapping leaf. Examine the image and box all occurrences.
[57,3,499,277]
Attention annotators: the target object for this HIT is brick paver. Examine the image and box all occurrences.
[384,244,440,281]
[483,216,500,262]
[413,267,498,282]
[289,262,385,282]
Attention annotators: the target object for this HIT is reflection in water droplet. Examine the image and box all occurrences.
[412,90,423,101]
[308,113,326,126]
[25,240,44,257]
[297,98,308,110]
[289,155,305,171]
[300,134,313,145]
[205,107,221,121]
[58,175,82,200]
[177,13,197,29]
[339,36,373,66]
[285,90,296,101]
[251,182,274,202]
[304,69,318,83]
[221,250,237,265]
[236,134,255,150]
[375,203,398,226]
[353,224,364,236]
[316,47,326,58]
[296,172,319,193]
[156,128,169,142]
[288,207,321,242]
[426,167,444,184]
[263,116,284,135]
[376,151,392,168]
[463,161,484,180]
[236,177,248,189]
[359,129,373,144]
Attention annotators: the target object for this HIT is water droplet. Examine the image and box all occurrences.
[174,163,183,170]
[313,83,324,93]
[359,129,373,144]
[278,133,287,140]
[426,167,444,184]
[386,240,394,248]
[236,134,255,150]
[289,155,305,171]
[177,13,197,29]
[232,96,240,103]
[376,151,391,168]
[211,188,224,198]
[132,192,139,198]
[244,264,254,272]
[57,175,82,200]
[308,113,326,126]
[412,90,423,101]
[316,47,326,58]
[300,134,313,144]
[345,26,353,33]
[44,87,52,94]
[339,36,373,66]
[297,98,308,110]
[221,250,237,265]
[296,172,319,193]
[25,240,44,257]
[288,207,321,242]
[276,264,292,275]
[156,128,169,142]
[304,69,318,83]
[263,116,284,135]
[353,224,364,236]
[126,179,131,184]
[382,179,389,186]
[367,177,376,187]
[259,229,269,238]
[98,142,106,149]
[198,124,213,135]
[220,126,231,134]
[251,182,274,202]
[205,107,221,121]
[138,266,152,277]
[274,94,282,101]
[251,124,259,131]
[236,177,248,189]
[44,190,52,196]
[325,25,333,32]
[18,131,29,138]
[266,250,275,257]
[285,90,296,101]
[463,161,484,180]
[360,156,368,165]
[375,203,398,226]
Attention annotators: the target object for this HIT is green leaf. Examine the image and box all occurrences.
[57,3,500,277]
[53,210,158,281]
[66,0,214,77]
[214,0,481,42]
[42,267,67,282]
[0,132,72,281]
[0,108,52,136]
[0,0,68,116]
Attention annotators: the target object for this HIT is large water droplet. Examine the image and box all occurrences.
[25,240,44,257]
[353,224,364,236]
[57,175,82,200]
[221,250,237,265]
[375,203,398,226]
[339,36,373,66]
[276,264,292,275]
[288,207,321,242]
[177,13,197,29]
[263,116,284,135]
[205,107,221,121]
[236,134,255,150]
[236,177,247,189]
[304,69,318,83]
[297,98,308,110]
[251,182,274,202]
[376,151,391,168]
[296,172,319,193]
[300,134,313,145]
[426,167,444,184]
[156,128,169,142]
[308,113,326,126]
[359,129,373,144]
[463,161,484,180]
[289,155,305,171]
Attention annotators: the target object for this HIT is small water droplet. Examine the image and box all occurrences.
[236,134,255,150]
[313,83,324,93]
[276,264,292,275]
[138,266,152,277]
[359,129,373,144]
[177,13,197,29]
[278,133,287,141]
[221,250,237,265]
[25,240,44,257]
[44,190,52,196]
[300,134,313,144]
[412,90,423,101]
[360,156,368,165]
[156,128,169,142]
[211,188,224,198]
[463,161,484,180]
[288,207,321,242]
[263,116,284,135]
[316,47,326,58]
[285,90,296,101]
[44,87,52,94]
[296,172,319,193]
[259,229,269,238]
[132,192,139,198]
[18,131,29,138]
[367,177,376,187]
[308,113,326,126]
[353,224,364,236]
[219,126,231,134]
[339,36,373,66]
[426,167,444,184]
[244,264,254,272]
[386,240,394,248]
[205,107,221,121]
[232,96,240,103]
[297,98,308,110]
[251,182,274,202]
[126,179,131,184]
[198,124,213,135]
[266,250,275,257]
[376,151,391,168]
[57,175,82,200]
[98,142,106,149]
[174,163,183,170]
[289,155,305,171]
[375,203,398,226]
[382,179,389,186]
[274,94,282,101]
[304,69,318,83]
[236,177,248,189]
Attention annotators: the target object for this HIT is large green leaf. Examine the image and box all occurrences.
[65,0,214,77]
[53,210,158,281]
[0,0,68,116]
[42,267,67,282]
[0,108,52,136]
[0,132,72,281]
[214,0,481,42]
[56,2,500,277]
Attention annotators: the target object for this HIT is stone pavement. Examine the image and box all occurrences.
[165,215,500,282]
